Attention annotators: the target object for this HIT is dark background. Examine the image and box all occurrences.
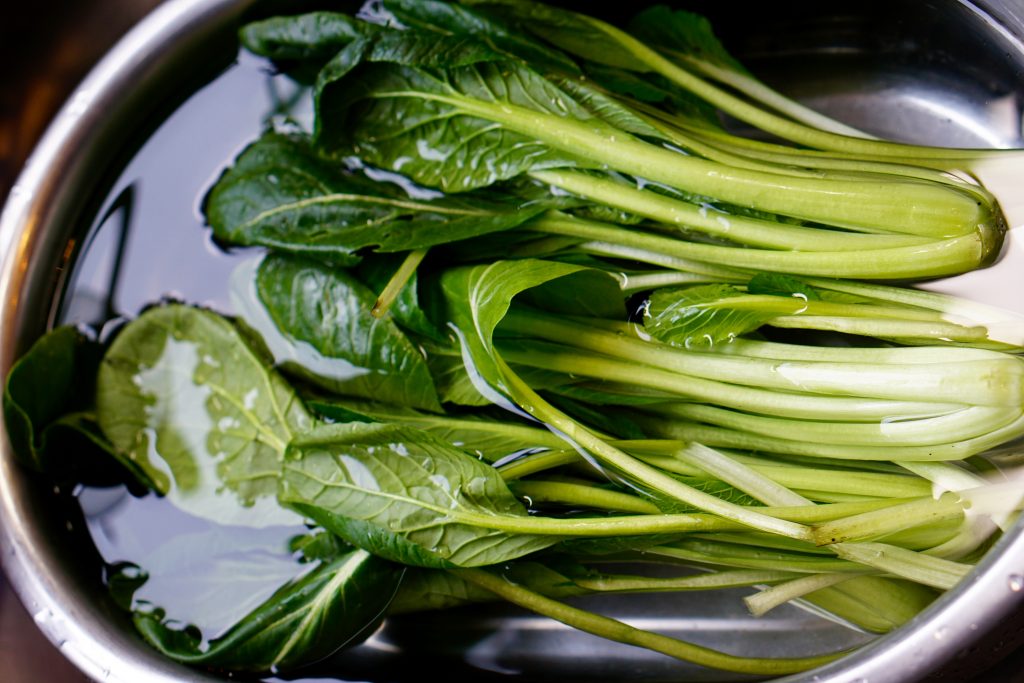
[2,2,1024,682]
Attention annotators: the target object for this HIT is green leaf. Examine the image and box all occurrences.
[315,29,594,191]
[382,0,581,75]
[643,284,772,349]
[306,396,567,461]
[235,254,443,413]
[463,0,650,71]
[355,254,446,342]
[1,327,134,482]
[96,305,311,526]
[440,259,623,401]
[204,131,553,264]
[240,12,365,64]
[747,273,822,301]
[135,548,403,673]
[280,422,562,568]
[627,6,749,77]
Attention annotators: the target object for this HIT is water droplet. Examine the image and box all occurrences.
[1008,574,1023,592]
[934,626,949,640]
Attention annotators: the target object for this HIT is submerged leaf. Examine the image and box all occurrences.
[96,305,311,526]
[747,273,822,301]
[136,548,403,673]
[280,422,563,568]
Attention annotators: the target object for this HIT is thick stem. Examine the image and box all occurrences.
[529,212,988,280]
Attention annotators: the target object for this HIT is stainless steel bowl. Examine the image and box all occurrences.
[2,1,1023,681]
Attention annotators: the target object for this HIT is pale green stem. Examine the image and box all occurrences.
[829,542,973,589]
[371,248,428,318]
[453,567,846,675]
[745,573,860,617]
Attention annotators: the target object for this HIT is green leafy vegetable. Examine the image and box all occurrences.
[204,131,557,264]
[239,253,444,412]
[136,548,403,673]
[96,305,311,526]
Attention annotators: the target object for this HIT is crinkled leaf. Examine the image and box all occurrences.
[136,549,402,674]
[240,12,366,64]
[628,6,749,76]
[235,254,443,413]
[280,422,562,568]
[643,284,772,348]
[96,305,311,526]
[306,396,566,461]
[383,0,581,75]
[315,29,594,192]
[205,132,554,264]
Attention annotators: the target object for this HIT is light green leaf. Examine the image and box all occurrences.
[280,422,562,568]
[136,548,403,673]
[97,305,311,526]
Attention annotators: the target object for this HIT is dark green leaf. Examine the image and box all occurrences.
[463,0,651,71]
[136,548,403,673]
[96,305,311,526]
[280,422,562,568]
[643,284,771,349]
[582,63,721,130]
[382,0,581,75]
[628,6,749,76]
[239,253,443,412]
[356,254,446,342]
[240,12,366,64]
[205,132,553,264]
[440,259,623,403]
[1,326,133,482]
[315,29,594,191]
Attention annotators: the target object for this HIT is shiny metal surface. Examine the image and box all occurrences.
[1,1,1024,682]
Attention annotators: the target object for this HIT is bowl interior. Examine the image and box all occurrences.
[4,1,1024,682]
